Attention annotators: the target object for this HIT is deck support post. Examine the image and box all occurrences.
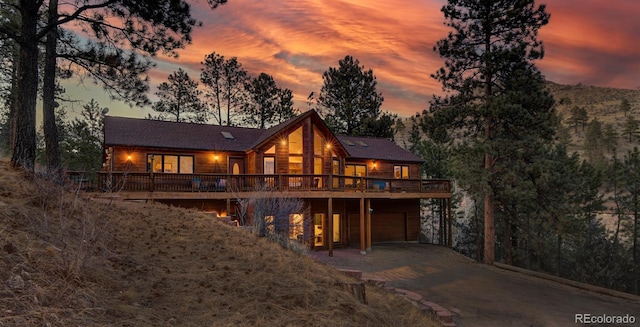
[226,198,231,219]
[366,198,372,251]
[447,197,453,248]
[328,197,333,257]
[360,197,366,254]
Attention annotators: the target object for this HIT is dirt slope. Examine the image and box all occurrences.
[0,161,438,327]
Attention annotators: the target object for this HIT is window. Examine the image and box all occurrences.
[148,154,193,173]
[264,157,275,174]
[314,157,323,187]
[288,126,303,154]
[289,214,304,240]
[264,216,275,234]
[289,156,303,174]
[314,213,324,246]
[314,127,323,156]
[332,213,341,243]
[345,164,367,177]
[265,145,276,155]
[394,165,409,179]
[345,164,366,187]
[288,126,304,174]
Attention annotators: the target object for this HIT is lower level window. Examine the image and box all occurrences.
[394,165,409,179]
[148,154,194,173]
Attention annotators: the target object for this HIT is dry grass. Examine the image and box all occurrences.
[547,81,640,155]
[0,161,438,327]
[396,81,640,156]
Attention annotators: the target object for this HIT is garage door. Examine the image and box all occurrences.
[348,213,406,243]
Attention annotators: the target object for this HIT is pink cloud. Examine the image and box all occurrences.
[66,0,640,119]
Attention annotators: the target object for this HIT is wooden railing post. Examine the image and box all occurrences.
[149,170,154,192]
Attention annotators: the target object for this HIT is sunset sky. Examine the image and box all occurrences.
[67,0,640,119]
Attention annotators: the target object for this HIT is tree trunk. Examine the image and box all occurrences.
[43,0,62,179]
[9,45,20,154]
[11,1,40,171]
[505,216,513,265]
[482,8,495,265]
[556,231,562,277]
[484,191,495,264]
[475,200,483,261]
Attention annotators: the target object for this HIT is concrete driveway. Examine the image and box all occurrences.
[309,244,640,327]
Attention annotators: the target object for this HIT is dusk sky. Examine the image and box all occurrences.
[66,0,640,119]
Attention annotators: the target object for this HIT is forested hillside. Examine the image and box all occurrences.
[403,81,640,296]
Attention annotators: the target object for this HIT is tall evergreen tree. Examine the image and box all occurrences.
[62,99,106,174]
[242,73,297,129]
[584,117,605,166]
[200,52,249,126]
[317,55,386,136]
[623,115,640,142]
[602,123,618,154]
[567,106,589,133]
[150,69,207,123]
[621,98,631,117]
[0,0,228,171]
[429,0,551,264]
[619,147,640,294]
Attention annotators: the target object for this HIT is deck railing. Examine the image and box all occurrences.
[95,172,451,195]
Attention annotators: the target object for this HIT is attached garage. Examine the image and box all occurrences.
[348,212,409,243]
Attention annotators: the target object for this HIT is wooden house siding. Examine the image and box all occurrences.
[99,111,453,250]
[110,146,247,174]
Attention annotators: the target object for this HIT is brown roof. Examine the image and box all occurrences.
[104,116,262,152]
[338,135,424,163]
[104,115,423,163]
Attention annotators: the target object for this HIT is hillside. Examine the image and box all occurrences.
[395,81,640,155]
[547,81,640,155]
[0,161,438,327]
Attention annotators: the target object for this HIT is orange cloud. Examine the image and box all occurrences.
[63,0,640,119]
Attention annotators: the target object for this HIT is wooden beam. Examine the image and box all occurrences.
[360,197,365,254]
[328,197,333,257]
[365,198,371,251]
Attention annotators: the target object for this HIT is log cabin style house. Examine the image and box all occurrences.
[100,110,452,252]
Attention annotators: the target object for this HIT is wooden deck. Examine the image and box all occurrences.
[92,172,451,200]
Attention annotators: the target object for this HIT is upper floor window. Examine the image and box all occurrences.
[289,126,303,155]
[314,127,323,156]
[345,164,366,177]
[148,154,193,174]
[265,145,276,155]
[394,165,409,179]
[264,157,275,174]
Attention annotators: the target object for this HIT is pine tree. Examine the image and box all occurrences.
[623,115,640,142]
[619,147,640,294]
[621,98,631,117]
[317,55,385,136]
[150,69,207,123]
[200,52,250,126]
[430,0,552,264]
[585,118,605,167]
[567,106,589,133]
[1,0,227,171]
[242,73,297,129]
